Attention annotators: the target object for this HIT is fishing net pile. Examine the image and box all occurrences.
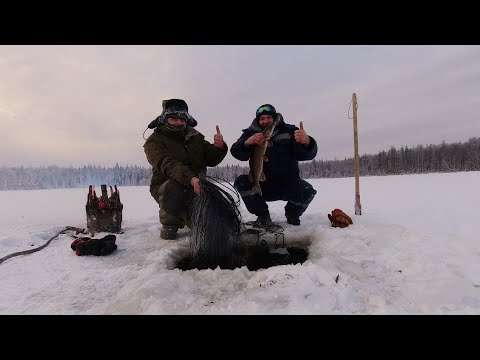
[189,176,242,269]
[187,176,292,270]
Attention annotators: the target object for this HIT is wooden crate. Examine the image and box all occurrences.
[86,184,123,234]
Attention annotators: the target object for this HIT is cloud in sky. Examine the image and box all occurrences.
[1,45,479,167]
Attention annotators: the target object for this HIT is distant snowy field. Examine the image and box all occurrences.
[1,172,479,314]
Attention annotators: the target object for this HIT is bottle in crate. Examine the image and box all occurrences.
[86,184,123,234]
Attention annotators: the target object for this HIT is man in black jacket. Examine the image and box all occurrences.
[230,104,318,226]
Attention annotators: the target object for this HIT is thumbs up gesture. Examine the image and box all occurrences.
[214,125,224,149]
[294,121,310,146]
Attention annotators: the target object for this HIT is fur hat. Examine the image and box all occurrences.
[148,99,198,128]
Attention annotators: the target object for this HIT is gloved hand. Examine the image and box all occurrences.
[71,234,117,256]
[328,209,353,228]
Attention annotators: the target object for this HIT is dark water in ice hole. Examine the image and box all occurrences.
[175,228,309,271]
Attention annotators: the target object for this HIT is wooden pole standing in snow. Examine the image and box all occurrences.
[352,93,362,215]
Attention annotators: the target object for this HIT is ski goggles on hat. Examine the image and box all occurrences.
[256,104,276,117]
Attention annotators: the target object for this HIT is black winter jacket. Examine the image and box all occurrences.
[230,114,317,180]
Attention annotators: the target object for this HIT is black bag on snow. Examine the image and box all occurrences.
[71,234,117,256]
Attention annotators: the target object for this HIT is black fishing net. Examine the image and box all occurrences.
[187,176,302,271]
[189,176,242,269]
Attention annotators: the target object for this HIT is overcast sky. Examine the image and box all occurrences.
[1,45,479,167]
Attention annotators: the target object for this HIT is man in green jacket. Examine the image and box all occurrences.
[144,99,228,240]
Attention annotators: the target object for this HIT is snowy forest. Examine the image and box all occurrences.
[1,137,479,191]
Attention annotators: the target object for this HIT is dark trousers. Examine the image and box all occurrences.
[150,180,194,228]
[233,175,317,219]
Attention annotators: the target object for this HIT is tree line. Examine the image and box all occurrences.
[298,137,480,179]
[0,164,151,191]
[1,137,479,191]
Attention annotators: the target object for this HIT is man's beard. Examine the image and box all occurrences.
[165,124,187,132]
[259,122,273,129]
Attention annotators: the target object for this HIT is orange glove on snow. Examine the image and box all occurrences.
[328,209,353,228]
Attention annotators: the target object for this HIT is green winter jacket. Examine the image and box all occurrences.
[144,125,228,189]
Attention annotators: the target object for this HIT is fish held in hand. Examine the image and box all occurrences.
[248,122,276,196]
